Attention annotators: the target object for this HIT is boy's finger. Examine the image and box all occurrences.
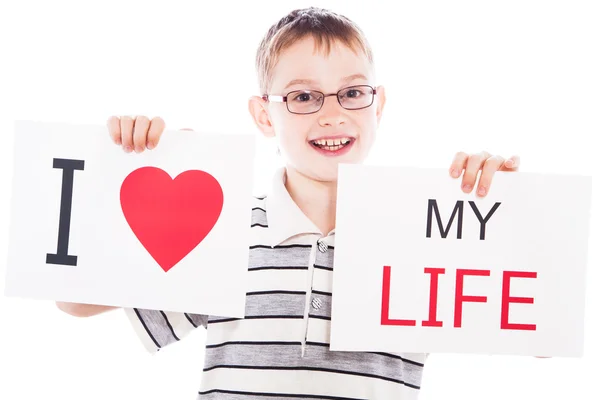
[461,151,490,193]
[500,155,520,171]
[107,116,121,145]
[120,116,135,153]
[476,155,504,197]
[449,151,468,178]
[132,116,150,153]
[146,117,166,149]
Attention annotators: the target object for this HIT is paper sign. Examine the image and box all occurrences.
[330,163,592,357]
[4,121,255,318]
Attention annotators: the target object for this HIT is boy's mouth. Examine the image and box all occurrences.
[309,137,354,152]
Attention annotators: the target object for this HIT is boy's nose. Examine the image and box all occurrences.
[317,96,347,127]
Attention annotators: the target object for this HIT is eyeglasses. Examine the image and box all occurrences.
[262,85,377,115]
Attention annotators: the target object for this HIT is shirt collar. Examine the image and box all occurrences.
[265,167,323,247]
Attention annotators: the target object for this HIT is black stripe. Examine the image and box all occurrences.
[207,317,241,324]
[305,341,329,347]
[208,315,304,324]
[184,313,197,328]
[206,341,301,349]
[314,264,333,271]
[254,196,266,200]
[250,244,312,249]
[304,342,424,367]
[308,314,331,321]
[370,352,425,367]
[252,207,267,213]
[160,311,180,341]
[247,290,306,296]
[201,365,419,389]
[198,389,365,400]
[133,308,161,349]
[249,266,309,271]
[312,290,332,296]
[251,223,269,228]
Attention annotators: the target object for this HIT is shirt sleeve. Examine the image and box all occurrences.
[124,307,208,354]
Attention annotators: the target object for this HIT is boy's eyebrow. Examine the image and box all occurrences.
[284,78,318,90]
[283,74,369,90]
[340,73,369,84]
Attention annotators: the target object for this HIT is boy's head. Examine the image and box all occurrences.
[249,7,386,183]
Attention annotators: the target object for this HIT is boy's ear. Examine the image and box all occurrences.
[248,96,275,138]
[375,85,386,126]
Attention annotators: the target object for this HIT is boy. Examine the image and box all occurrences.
[57,7,520,399]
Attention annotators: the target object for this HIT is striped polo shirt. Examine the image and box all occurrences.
[124,167,427,399]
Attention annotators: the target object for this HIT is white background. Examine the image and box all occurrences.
[0,1,598,399]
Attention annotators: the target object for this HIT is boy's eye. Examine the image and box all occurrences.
[291,92,318,102]
[343,88,363,98]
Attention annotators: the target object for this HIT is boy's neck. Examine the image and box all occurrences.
[284,166,337,235]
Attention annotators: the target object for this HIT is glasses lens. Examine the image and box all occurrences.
[286,90,324,114]
[338,86,374,109]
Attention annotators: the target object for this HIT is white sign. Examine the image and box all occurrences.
[330,163,592,357]
[4,121,255,318]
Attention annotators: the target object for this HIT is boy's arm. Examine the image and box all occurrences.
[56,301,206,353]
[56,301,118,317]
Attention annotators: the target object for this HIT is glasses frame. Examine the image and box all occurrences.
[262,85,377,115]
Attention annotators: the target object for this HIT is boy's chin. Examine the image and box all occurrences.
[288,152,367,183]
[303,160,362,183]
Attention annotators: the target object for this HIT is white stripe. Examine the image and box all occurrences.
[249,225,267,245]
[206,319,305,345]
[199,368,420,399]
[312,268,333,294]
[123,308,159,354]
[249,229,317,247]
[247,269,307,292]
[306,318,332,344]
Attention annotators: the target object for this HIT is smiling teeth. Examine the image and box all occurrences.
[313,138,351,146]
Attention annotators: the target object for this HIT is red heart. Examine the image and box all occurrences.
[120,167,224,272]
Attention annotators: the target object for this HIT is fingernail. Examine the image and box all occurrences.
[478,186,487,196]
[462,184,472,192]
[147,142,155,150]
[450,168,459,178]
[134,146,143,153]
[124,145,132,153]
[506,159,514,167]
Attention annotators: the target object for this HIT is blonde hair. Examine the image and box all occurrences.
[255,7,374,94]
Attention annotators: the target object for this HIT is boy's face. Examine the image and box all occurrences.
[250,36,386,182]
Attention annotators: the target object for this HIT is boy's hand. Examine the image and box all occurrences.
[107,115,167,153]
[449,151,520,197]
